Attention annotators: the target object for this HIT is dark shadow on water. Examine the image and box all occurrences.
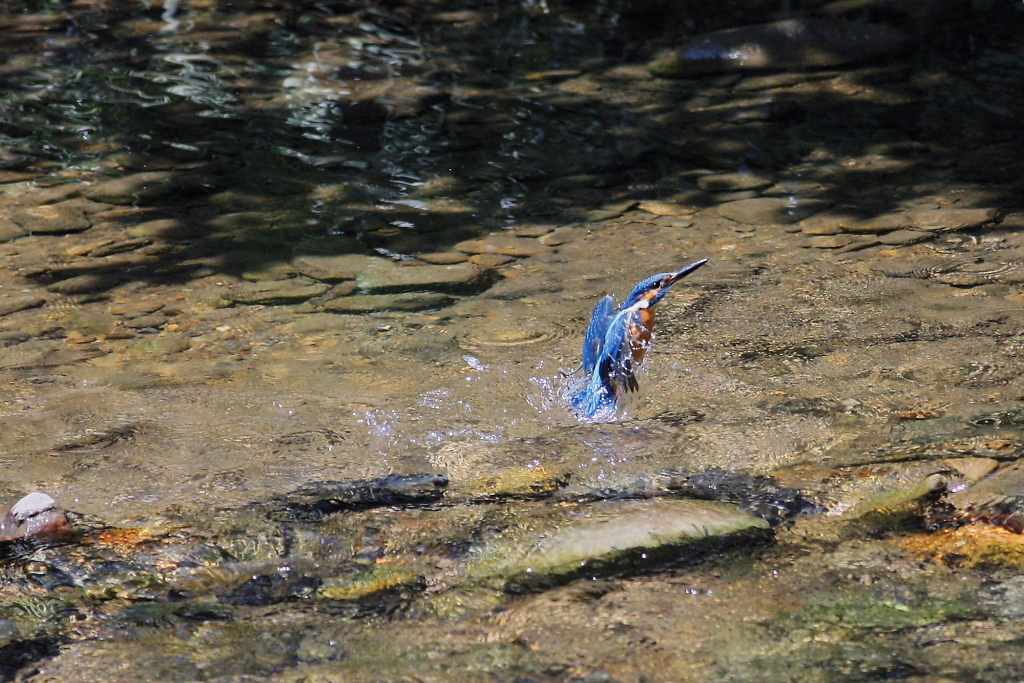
[0,0,1021,295]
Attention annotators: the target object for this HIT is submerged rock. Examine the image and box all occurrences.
[356,261,495,295]
[465,498,770,591]
[278,473,449,520]
[718,197,827,225]
[320,292,454,313]
[228,277,330,305]
[649,18,910,78]
[0,294,45,317]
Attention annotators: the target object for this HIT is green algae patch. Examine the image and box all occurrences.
[320,566,425,601]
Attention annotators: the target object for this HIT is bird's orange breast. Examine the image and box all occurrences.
[629,308,656,365]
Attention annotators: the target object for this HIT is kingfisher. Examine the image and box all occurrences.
[571,258,708,419]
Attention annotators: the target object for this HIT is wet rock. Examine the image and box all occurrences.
[697,172,773,192]
[47,273,120,294]
[931,272,990,288]
[649,19,910,77]
[454,234,553,257]
[799,214,844,235]
[228,277,330,305]
[84,171,213,205]
[878,229,932,245]
[415,251,469,265]
[125,218,203,240]
[0,492,70,542]
[0,294,45,317]
[356,261,495,295]
[538,225,586,246]
[457,467,572,502]
[320,566,424,601]
[468,253,514,267]
[510,224,555,238]
[61,309,115,336]
[905,208,1000,233]
[835,236,880,253]
[320,292,454,313]
[123,314,166,329]
[0,339,101,369]
[839,208,999,234]
[903,524,1024,569]
[0,216,27,242]
[292,254,382,282]
[472,499,770,591]
[806,235,855,249]
[278,473,448,520]
[9,203,92,234]
[637,200,695,217]
[89,238,152,257]
[718,197,826,225]
[127,334,190,357]
[34,183,82,204]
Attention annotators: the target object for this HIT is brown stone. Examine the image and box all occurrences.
[9,203,92,234]
[0,294,45,317]
[454,234,552,257]
[469,253,515,267]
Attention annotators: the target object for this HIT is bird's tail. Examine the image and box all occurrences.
[570,370,618,420]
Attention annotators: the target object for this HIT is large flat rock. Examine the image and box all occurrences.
[356,261,495,294]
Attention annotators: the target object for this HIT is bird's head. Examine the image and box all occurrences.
[621,258,708,309]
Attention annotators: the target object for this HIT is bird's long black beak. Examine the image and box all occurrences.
[664,258,708,286]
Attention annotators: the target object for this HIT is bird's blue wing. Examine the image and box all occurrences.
[581,295,616,374]
[600,309,641,394]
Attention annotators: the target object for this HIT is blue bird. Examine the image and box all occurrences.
[571,259,708,419]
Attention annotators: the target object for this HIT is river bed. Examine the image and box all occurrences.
[2,0,1024,680]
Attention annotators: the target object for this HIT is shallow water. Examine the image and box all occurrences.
[2,0,1024,680]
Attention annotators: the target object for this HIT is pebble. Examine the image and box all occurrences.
[468,253,514,267]
[711,190,760,202]
[455,234,552,257]
[356,261,494,294]
[838,208,999,234]
[320,292,454,313]
[123,314,167,329]
[878,229,932,245]
[718,197,827,225]
[696,172,773,192]
[906,207,1000,233]
[932,272,991,288]
[229,277,330,305]
[835,236,880,253]
[0,294,45,317]
[33,183,83,204]
[415,251,469,265]
[125,218,200,240]
[47,273,120,294]
[538,226,585,246]
[89,238,152,257]
[799,214,844,235]
[110,301,164,316]
[637,200,695,217]
[510,224,555,238]
[291,254,382,282]
[806,235,855,249]
[128,334,190,356]
[9,203,92,234]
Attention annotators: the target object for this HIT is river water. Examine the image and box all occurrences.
[2,0,1024,680]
